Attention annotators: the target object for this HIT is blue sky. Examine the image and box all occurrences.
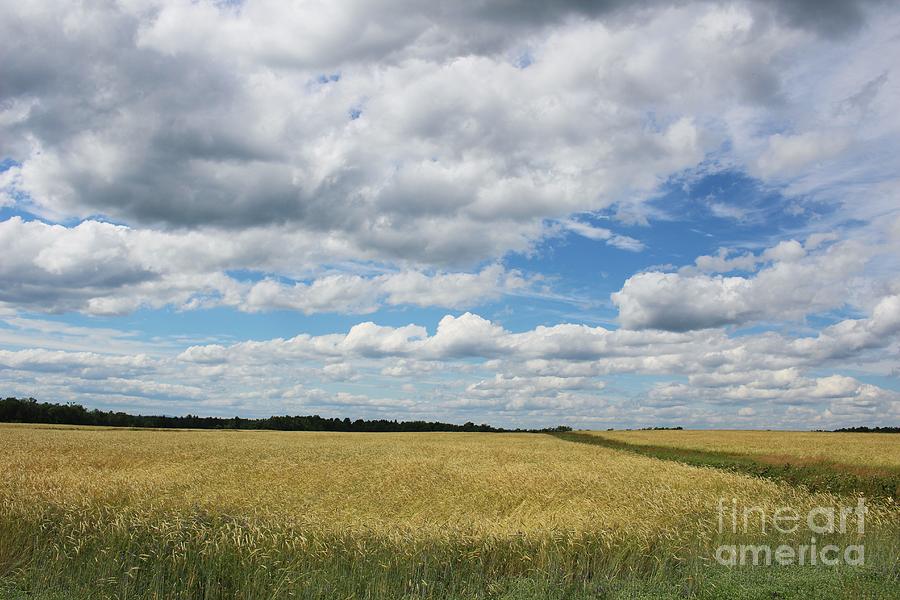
[1,0,899,429]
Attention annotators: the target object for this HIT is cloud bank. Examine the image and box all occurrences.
[1,0,898,427]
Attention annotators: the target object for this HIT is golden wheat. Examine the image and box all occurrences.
[1,424,893,538]
[588,429,900,468]
[1,424,897,598]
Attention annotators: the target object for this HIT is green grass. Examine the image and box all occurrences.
[552,432,900,499]
[0,568,898,600]
[1,501,898,599]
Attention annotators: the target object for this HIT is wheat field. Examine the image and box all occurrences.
[0,424,897,599]
[589,429,900,468]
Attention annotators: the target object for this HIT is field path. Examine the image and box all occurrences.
[552,431,900,499]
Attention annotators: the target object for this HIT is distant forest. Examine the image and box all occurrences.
[0,397,572,433]
[831,426,900,433]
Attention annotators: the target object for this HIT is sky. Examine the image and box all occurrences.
[1,0,899,429]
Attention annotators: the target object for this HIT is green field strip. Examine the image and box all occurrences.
[551,432,900,499]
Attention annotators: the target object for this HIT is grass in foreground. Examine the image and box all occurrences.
[0,425,897,598]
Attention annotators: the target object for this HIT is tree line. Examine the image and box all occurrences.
[0,397,572,433]
[831,426,900,433]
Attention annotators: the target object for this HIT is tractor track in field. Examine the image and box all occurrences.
[551,431,900,499]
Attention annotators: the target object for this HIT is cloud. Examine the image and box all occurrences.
[756,0,881,38]
[787,294,900,360]
[708,201,750,221]
[647,373,896,415]
[122,0,883,69]
[1,277,898,427]
[561,219,645,251]
[0,217,530,314]
[172,296,900,371]
[244,263,528,314]
[2,0,859,267]
[755,131,851,178]
[0,0,898,429]
[2,1,896,288]
[0,348,154,379]
[1,296,897,426]
[612,236,879,331]
[457,374,608,411]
